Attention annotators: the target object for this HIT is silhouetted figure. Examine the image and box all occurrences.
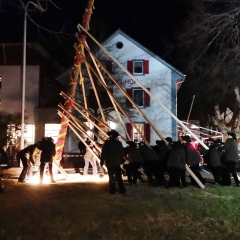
[18,143,38,183]
[38,137,56,184]
[101,130,126,194]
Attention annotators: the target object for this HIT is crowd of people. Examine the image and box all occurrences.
[81,130,240,194]
[2,129,239,194]
[17,137,56,184]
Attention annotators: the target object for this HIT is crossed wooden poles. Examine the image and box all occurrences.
[57,26,207,188]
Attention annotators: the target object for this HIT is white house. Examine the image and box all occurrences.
[98,29,185,145]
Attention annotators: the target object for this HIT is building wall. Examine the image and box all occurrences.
[102,34,182,144]
[0,65,39,124]
[34,107,60,142]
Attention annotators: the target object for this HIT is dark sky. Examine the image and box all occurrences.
[0,0,191,67]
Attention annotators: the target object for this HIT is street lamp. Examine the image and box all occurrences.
[21,1,45,149]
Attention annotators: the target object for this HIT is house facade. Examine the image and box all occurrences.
[101,30,185,145]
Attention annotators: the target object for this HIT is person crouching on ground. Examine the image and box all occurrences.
[167,141,187,188]
[38,137,56,184]
[17,143,38,183]
[100,130,126,195]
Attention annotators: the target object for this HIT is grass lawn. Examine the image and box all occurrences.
[1,179,240,240]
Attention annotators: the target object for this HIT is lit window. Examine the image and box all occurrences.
[44,124,61,143]
[133,89,144,107]
[133,61,143,74]
[25,124,35,145]
[133,124,144,142]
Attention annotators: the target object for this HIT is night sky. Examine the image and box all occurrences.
[0,0,191,67]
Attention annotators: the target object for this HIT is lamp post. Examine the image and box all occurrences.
[21,1,45,149]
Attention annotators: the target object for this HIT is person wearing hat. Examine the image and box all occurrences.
[181,135,205,186]
[221,132,239,186]
[100,130,126,194]
[167,141,187,188]
[38,136,56,184]
[124,141,143,185]
[208,139,223,185]
[155,138,173,186]
[139,142,162,187]
[83,141,98,176]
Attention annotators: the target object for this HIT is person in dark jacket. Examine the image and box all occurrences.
[182,135,205,186]
[17,143,39,183]
[124,141,143,185]
[139,141,161,186]
[155,137,172,185]
[38,137,56,184]
[100,130,126,194]
[207,139,223,185]
[221,132,239,186]
[167,141,187,188]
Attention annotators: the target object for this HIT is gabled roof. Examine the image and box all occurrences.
[102,29,185,78]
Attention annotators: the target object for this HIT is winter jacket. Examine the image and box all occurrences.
[38,139,56,163]
[223,138,238,163]
[156,140,171,163]
[208,144,223,167]
[139,144,159,162]
[124,146,143,163]
[184,142,200,166]
[167,142,186,170]
[100,139,124,167]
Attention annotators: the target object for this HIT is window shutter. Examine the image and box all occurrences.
[143,60,149,74]
[127,60,133,74]
[144,88,150,107]
[126,88,133,107]
[145,123,150,143]
[126,123,132,140]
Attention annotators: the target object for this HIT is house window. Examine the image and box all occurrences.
[127,60,149,75]
[44,124,61,143]
[133,89,144,107]
[126,123,150,143]
[126,88,150,108]
[133,61,143,74]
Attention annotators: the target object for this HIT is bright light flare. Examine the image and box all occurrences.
[26,172,109,185]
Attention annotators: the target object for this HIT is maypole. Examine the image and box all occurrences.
[55,0,95,161]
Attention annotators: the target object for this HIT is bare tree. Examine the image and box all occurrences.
[177,0,240,134]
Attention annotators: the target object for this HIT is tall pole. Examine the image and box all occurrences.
[21,9,27,150]
[20,1,45,150]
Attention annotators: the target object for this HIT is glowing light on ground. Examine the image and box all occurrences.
[26,172,109,185]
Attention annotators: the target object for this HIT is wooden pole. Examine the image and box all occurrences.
[82,58,151,147]
[55,0,95,160]
[81,41,131,140]
[60,92,128,141]
[58,105,108,140]
[78,25,209,150]
[82,51,169,146]
[74,44,106,123]
[61,92,110,130]
[187,95,195,124]
[59,111,107,171]
[186,165,205,189]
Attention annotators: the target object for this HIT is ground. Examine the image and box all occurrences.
[1,168,240,240]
